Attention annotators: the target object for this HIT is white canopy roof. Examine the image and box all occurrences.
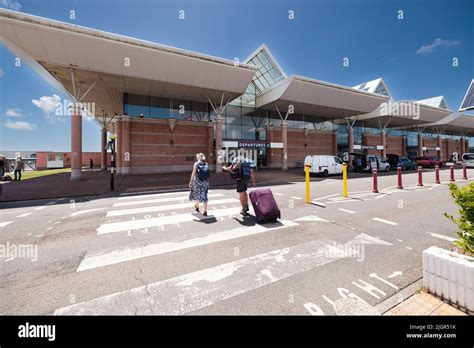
[0,9,257,122]
[417,113,474,136]
[353,99,453,129]
[256,75,389,119]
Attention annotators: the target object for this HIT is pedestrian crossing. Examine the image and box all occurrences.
[0,186,405,315]
[78,219,298,271]
[106,198,239,217]
[57,238,353,315]
[51,188,345,315]
[0,187,399,315]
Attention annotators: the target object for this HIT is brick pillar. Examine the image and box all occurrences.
[348,126,354,153]
[466,138,470,153]
[436,136,442,160]
[266,125,274,167]
[446,140,450,161]
[121,117,131,174]
[417,133,423,157]
[281,121,288,170]
[116,118,123,174]
[381,130,387,159]
[460,137,465,155]
[101,127,107,170]
[206,121,214,167]
[70,103,82,181]
[332,130,338,156]
[402,136,407,157]
[348,126,354,167]
[215,114,223,173]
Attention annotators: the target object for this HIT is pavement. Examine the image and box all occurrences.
[0,167,471,315]
[1,165,464,202]
[385,291,466,315]
[0,168,307,202]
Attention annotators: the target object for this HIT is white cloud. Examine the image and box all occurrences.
[4,108,22,117]
[4,120,36,130]
[0,0,21,10]
[416,38,461,54]
[32,94,65,123]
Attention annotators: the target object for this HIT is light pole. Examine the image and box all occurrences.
[108,133,117,191]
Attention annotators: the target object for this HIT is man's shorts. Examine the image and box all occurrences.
[236,177,250,193]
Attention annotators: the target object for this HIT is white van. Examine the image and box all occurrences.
[462,153,474,168]
[304,155,344,176]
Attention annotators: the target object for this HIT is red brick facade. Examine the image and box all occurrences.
[362,134,404,156]
[119,117,214,174]
[269,128,336,168]
[111,117,471,173]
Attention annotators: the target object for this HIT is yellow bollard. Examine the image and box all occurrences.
[342,162,348,198]
[305,164,311,203]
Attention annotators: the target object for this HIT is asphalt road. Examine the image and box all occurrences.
[0,168,470,315]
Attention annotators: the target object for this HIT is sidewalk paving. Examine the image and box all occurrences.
[0,168,306,202]
[0,166,465,203]
[384,291,467,316]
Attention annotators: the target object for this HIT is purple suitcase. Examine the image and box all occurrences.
[249,188,281,223]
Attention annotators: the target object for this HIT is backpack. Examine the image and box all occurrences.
[196,161,210,181]
[229,160,242,180]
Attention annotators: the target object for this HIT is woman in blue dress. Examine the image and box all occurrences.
[188,153,209,216]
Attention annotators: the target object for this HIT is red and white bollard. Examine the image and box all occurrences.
[417,166,423,186]
[462,164,468,180]
[372,169,378,193]
[450,165,455,182]
[397,167,403,189]
[434,165,440,184]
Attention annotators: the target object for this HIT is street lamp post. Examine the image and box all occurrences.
[108,133,117,191]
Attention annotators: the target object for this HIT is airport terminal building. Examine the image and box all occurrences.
[0,9,473,180]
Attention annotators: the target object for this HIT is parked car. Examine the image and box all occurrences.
[385,154,399,170]
[462,153,474,168]
[349,153,390,172]
[372,155,391,172]
[415,156,444,168]
[304,155,344,176]
[386,154,416,171]
[397,157,416,171]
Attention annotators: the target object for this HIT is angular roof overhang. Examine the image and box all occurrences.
[352,100,453,129]
[414,113,474,136]
[256,75,389,118]
[0,9,257,124]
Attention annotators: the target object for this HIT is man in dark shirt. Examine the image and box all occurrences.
[222,148,256,216]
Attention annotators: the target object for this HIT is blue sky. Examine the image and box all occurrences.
[0,0,472,152]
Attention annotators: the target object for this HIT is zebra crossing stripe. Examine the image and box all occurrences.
[118,190,216,200]
[0,221,13,228]
[97,207,253,235]
[16,213,32,218]
[55,238,354,315]
[107,198,239,217]
[70,208,105,217]
[77,220,298,272]
[113,193,225,207]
